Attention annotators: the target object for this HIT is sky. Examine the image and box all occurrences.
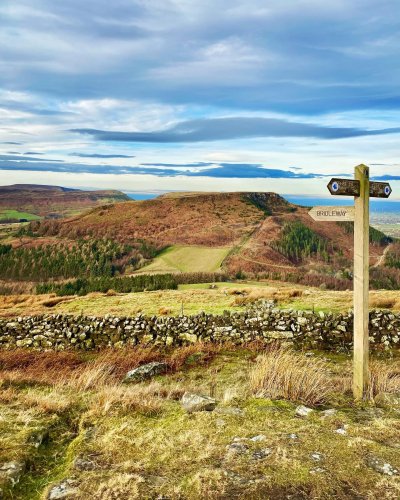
[1,0,400,198]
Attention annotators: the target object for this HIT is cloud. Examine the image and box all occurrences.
[0,156,322,179]
[69,152,135,158]
[140,162,213,167]
[72,117,400,143]
[1,141,22,145]
[3,0,400,194]
[2,0,400,116]
[0,154,63,163]
[24,151,44,155]
[372,175,400,181]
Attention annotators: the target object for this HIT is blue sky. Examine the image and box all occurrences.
[1,0,400,198]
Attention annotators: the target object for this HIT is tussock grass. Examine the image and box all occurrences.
[368,360,400,399]
[0,344,221,390]
[249,346,334,405]
[369,296,397,309]
[230,286,303,306]
[20,390,74,414]
[92,385,163,417]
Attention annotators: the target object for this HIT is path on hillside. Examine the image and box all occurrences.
[372,243,393,268]
[238,254,296,270]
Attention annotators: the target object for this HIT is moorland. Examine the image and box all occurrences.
[0,187,399,499]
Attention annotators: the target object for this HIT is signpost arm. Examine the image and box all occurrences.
[353,164,369,399]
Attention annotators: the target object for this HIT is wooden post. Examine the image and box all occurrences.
[353,164,369,399]
[322,168,392,399]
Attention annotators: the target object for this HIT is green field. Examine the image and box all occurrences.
[139,245,231,273]
[0,209,40,222]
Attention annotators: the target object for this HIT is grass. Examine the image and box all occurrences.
[1,346,400,498]
[4,280,400,317]
[138,245,232,273]
[0,209,41,222]
[249,347,335,405]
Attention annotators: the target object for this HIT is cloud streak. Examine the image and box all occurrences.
[0,157,321,179]
[69,152,136,158]
[72,117,400,143]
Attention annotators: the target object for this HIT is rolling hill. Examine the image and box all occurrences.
[0,184,129,220]
[23,191,391,282]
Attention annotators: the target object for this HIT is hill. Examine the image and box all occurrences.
[0,184,129,221]
[18,191,393,288]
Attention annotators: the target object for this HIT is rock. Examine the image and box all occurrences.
[288,433,299,440]
[374,392,400,411]
[310,452,324,462]
[73,457,97,471]
[215,407,244,416]
[367,457,398,476]
[226,440,249,456]
[28,429,49,448]
[48,479,79,499]
[252,448,272,460]
[295,405,313,417]
[181,392,217,413]
[335,427,347,435]
[124,362,168,382]
[0,461,24,486]
[250,435,266,442]
[321,408,337,417]
[310,467,326,474]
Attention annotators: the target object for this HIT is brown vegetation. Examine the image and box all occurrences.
[0,184,129,217]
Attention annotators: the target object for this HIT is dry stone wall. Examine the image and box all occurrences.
[1,304,399,352]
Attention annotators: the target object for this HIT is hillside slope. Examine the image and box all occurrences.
[31,192,292,246]
[0,184,129,219]
[25,191,389,279]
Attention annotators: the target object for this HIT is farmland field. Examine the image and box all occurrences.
[138,245,232,273]
[0,209,41,222]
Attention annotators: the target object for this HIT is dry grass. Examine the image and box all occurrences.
[369,296,398,309]
[368,359,400,399]
[91,385,163,417]
[249,346,334,405]
[230,286,303,306]
[0,344,221,391]
[20,391,74,414]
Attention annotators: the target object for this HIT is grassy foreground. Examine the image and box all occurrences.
[0,345,399,499]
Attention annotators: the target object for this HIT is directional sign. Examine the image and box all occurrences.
[327,177,392,198]
[327,178,360,196]
[309,206,355,221]
[369,181,392,199]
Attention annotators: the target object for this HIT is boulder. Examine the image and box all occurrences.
[0,461,24,486]
[48,479,79,499]
[367,456,398,476]
[124,362,168,382]
[295,405,313,417]
[181,392,217,413]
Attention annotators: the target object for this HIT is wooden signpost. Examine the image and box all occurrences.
[309,165,392,399]
[309,206,354,222]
